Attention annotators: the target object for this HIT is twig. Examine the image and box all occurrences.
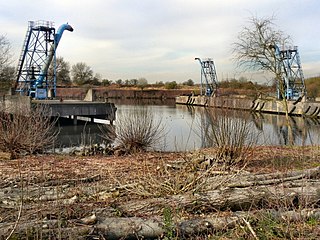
[242,217,259,240]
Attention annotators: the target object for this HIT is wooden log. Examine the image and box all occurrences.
[2,209,319,239]
[119,179,320,215]
[226,166,320,188]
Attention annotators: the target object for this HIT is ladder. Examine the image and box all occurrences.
[15,21,34,92]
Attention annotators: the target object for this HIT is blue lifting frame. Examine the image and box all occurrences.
[195,58,218,96]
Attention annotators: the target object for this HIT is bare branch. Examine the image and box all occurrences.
[0,100,58,158]
[100,106,166,153]
[233,15,291,77]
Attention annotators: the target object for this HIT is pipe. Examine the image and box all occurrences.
[33,23,73,87]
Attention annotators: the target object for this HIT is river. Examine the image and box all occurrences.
[54,99,320,152]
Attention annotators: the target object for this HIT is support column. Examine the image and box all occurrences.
[73,115,77,125]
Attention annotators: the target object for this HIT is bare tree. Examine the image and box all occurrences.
[233,15,292,118]
[0,35,14,91]
[0,35,12,69]
[233,15,291,76]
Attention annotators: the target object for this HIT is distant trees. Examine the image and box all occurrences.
[101,79,112,86]
[48,57,72,86]
[137,78,148,89]
[165,81,178,89]
[0,66,15,90]
[182,79,194,86]
[115,79,123,85]
[71,62,94,85]
[0,35,14,91]
[305,76,320,98]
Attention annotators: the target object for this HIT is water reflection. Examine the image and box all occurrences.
[193,106,320,148]
[251,112,320,146]
[54,119,115,152]
[54,101,320,152]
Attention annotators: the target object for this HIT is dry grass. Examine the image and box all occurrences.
[0,146,319,239]
[0,103,58,158]
[198,108,259,166]
[100,106,166,153]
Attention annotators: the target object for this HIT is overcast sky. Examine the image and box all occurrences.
[1,0,319,84]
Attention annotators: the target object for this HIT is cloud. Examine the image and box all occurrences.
[1,0,320,83]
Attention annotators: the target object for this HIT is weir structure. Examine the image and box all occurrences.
[195,58,218,96]
[176,46,320,118]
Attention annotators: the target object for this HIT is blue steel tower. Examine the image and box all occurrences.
[273,45,306,100]
[195,58,218,96]
[279,46,306,100]
[15,20,73,99]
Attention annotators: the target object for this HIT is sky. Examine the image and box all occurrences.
[0,0,320,84]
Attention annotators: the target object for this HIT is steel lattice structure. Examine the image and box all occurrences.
[15,20,56,98]
[276,46,306,100]
[195,58,218,96]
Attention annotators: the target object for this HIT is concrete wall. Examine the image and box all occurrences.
[176,95,320,118]
[56,87,192,100]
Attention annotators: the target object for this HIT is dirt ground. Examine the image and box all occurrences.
[0,146,319,239]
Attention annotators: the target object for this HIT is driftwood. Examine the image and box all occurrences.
[118,167,320,216]
[1,167,320,239]
[2,209,320,239]
[41,174,101,187]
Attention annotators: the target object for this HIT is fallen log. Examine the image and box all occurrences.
[2,209,320,239]
[1,166,320,239]
[119,179,320,216]
[226,166,320,188]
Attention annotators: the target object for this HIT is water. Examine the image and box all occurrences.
[54,100,320,152]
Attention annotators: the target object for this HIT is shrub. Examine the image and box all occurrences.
[0,100,58,158]
[165,81,178,89]
[305,76,320,98]
[199,108,258,166]
[100,106,165,153]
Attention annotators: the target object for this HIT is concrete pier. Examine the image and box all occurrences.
[176,95,320,118]
[1,96,116,124]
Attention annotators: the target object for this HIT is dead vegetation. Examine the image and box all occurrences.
[200,108,259,166]
[100,106,166,154]
[0,146,319,239]
[0,102,58,159]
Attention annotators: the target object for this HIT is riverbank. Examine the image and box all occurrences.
[1,146,319,239]
[56,87,193,100]
[176,95,320,118]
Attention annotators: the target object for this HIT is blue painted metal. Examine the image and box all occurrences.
[15,21,73,99]
[15,22,33,87]
[195,58,218,96]
[33,23,73,89]
[273,45,306,100]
